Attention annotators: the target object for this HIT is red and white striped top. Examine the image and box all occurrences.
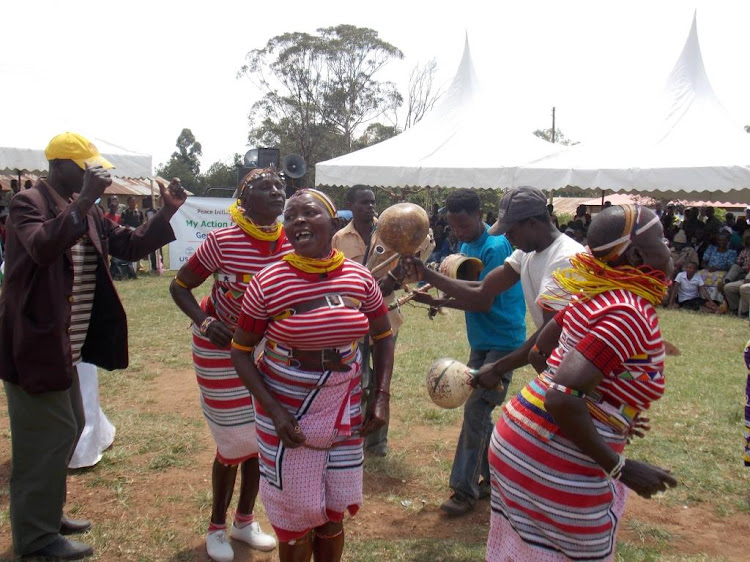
[548,289,665,410]
[187,225,293,326]
[238,259,387,349]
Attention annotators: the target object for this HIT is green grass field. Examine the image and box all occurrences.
[1,274,748,561]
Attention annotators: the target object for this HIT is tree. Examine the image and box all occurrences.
[317,25,404,149]
[172,128,203,175]
[203,154,243,189]
[403,58,442,129]
[238,25,404,180]
[352,122,400,150]
[156,128,205,194]
[533,127,574,145]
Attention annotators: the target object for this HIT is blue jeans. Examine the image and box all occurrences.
[449,348,512,503]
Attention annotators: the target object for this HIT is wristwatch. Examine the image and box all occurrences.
[199,316,217,335]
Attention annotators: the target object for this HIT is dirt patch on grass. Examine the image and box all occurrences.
[622,496,749,561]
[0,367,746,561]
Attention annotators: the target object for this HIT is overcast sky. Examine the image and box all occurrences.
[3,0,750,171]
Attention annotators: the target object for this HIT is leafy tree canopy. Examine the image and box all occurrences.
[533,127,575,146]
[239,24,404,184]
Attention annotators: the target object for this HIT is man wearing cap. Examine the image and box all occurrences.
[405,186,584,513]
[406,188,526,516]
[0,132,186,560]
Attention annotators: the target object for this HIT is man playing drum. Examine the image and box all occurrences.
[332,185,433,456]
[406,188,525,516]
[408,186,584,388]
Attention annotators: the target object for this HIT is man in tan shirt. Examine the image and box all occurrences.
[332,185,433,456]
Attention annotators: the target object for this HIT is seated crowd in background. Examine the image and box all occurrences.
[549,201,750,316]
[660,204,750,315]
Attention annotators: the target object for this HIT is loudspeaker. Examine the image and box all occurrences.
[243,148,280,169]
[282,154,307,178]
[238,148,281,187]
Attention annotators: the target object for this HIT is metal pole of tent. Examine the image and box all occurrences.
[551,107,556,143]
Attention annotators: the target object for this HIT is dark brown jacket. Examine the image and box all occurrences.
[0,180,176,393]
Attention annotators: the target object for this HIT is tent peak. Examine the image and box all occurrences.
[430,32,480,115]
[664,12,720,116]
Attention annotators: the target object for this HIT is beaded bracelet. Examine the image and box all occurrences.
[199,316,217,335]
[607,454,626,480]
[531,343,549,359]
[372,328,393,341]
[548,381,586,398]
[231,340,255,352]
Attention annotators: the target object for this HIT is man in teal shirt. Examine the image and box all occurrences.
[415,189,525,515]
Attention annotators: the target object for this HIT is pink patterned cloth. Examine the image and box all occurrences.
[254,352,364,541]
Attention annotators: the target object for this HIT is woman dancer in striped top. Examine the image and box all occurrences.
[486,205,678,561]
[231,189,394,562]
[170,168,290,561]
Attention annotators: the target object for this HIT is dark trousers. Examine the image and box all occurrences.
[678,297,707,310]
[4,373,85,555]
[449,349,512,503]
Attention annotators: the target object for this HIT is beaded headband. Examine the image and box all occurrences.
[590,204,661,262]
[290,188,337,218]
[238,166,284,200]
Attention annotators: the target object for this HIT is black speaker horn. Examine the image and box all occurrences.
[282,154,307,179]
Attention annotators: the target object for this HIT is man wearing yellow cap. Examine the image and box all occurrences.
[0,132,187,560]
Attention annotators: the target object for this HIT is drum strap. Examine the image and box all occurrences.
[362,224,376,267]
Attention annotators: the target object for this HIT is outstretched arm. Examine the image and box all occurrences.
[402,256,520,312]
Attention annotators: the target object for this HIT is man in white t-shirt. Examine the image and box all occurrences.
[407,186,584,390]
[668,261,717,311]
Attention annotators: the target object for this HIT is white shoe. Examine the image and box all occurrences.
[230,521,277,552]
[206,529,234,562]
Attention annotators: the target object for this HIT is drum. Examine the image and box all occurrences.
[426,357,476,409]
[438,253,484,281]
[377,203,430,256]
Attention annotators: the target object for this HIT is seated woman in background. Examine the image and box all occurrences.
[699,230,737,309]
[670,229,699,276]
[668,261,718,312]
[722,231,750,315]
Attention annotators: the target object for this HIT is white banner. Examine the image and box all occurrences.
[167,197,232,270]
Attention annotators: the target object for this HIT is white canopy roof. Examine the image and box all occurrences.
[315,37,566,189]
[513,14,750,203]
[0,136,153,179]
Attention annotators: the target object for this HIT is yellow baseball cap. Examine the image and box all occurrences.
[44,132,114,170]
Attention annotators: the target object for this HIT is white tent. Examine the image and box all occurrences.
[315,37,566,189]
[0,136,152,179]
[512,14,750,203]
